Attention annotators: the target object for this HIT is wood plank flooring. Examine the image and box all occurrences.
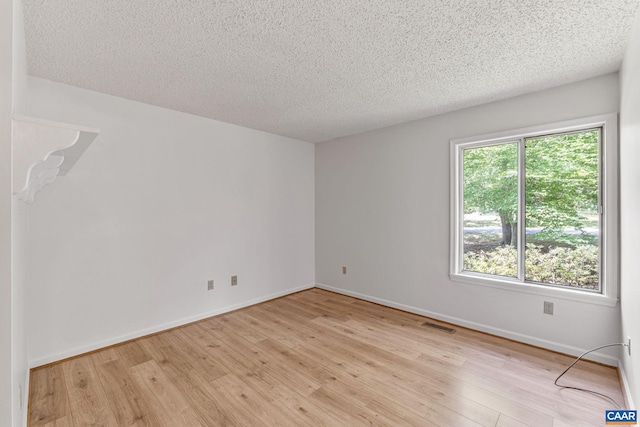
[28,288,627,426]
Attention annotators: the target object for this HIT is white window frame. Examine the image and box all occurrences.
[450,114,618,306]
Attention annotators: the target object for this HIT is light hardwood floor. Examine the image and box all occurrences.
[29,288,627,426]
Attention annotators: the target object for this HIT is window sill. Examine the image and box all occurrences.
[450,272,619,307]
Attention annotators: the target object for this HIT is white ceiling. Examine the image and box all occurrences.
[22,0,640,143]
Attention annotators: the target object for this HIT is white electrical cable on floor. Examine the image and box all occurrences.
[554,343,629,409]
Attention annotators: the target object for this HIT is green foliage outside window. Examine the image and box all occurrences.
[462,129,600,289]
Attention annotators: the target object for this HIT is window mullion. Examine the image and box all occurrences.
[517,138,526,282]
[457,146,465,274]
[598,127,604,291]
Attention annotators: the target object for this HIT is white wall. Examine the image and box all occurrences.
[316,73,621,364]
[0,0,14,424]
[24,77,315,366]
[12,0,30,424]
[619,7,640,409]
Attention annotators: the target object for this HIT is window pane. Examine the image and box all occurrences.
[524,129,600,290]
[463,142,518,277]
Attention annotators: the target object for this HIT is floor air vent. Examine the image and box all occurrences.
[422,321,456,334]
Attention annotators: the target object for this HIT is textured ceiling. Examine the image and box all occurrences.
[22,0,640,143]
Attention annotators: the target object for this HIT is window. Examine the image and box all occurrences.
[450,114,618,305]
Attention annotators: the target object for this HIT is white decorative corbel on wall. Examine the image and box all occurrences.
[12,115,99,203]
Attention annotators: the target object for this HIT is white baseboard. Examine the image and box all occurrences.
[618,362,636,409]
[29,283,315,369]
[315,283,619,366]
[29,282,621,368]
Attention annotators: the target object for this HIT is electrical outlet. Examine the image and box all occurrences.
[628,337,632,356]
[231,275,238,286]
[543,301,554,315]
[207,280,214,291]
[342,266,347,274]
